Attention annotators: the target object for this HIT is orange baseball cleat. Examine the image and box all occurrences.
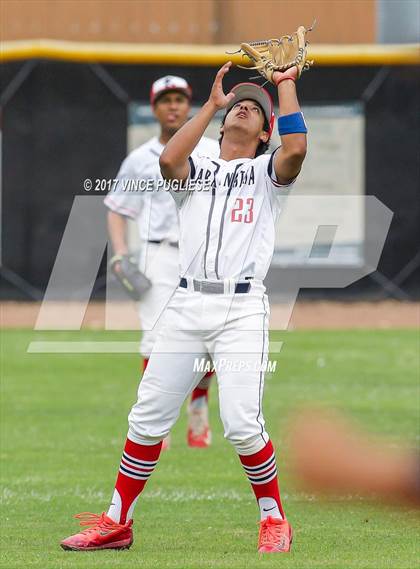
[258,516,293,553]
[187,425,212,448]
[60,512,133,551]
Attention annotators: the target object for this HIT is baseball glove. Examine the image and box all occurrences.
[109,254,152,301]
[232,24,314,84]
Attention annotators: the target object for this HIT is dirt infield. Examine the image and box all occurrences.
[1,301,418,330]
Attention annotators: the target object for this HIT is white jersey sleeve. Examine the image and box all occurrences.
[104,148,146,219]
[265,147,297,191]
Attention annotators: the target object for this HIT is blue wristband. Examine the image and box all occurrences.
[278,112,307,135]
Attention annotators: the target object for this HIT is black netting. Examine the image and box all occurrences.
[1,61,419,299]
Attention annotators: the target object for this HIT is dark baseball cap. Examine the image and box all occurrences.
[226,82,275,138]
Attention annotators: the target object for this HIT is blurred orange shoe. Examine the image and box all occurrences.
[187,425,211,448]
[187,404,211,448]
[60,512,133,551]
[258,516,293,553]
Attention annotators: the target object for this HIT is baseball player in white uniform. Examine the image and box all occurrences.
[61,62,307,554]
[105,76,219,449]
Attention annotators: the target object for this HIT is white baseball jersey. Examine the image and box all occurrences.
[104,136,219,243]
[171,151,294,282]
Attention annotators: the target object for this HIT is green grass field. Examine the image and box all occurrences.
[1,329,419,569]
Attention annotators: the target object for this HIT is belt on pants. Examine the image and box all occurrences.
[147,239,178,248]
[179,277,251,294]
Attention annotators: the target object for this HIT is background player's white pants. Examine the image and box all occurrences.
[138,242,179,358]
[128,285,270,455]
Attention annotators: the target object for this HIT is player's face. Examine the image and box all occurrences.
[222,99,269,144]
[153,91,191,133]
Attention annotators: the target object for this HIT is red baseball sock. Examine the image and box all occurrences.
[108,438,162,524]
[191,370,213,403]
[239,440,285,520]
[191,387,209,402]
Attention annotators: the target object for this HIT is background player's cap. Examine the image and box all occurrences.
[226,83,275,138]
[150,75,192,105]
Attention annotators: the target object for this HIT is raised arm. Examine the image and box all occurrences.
[159,62,235,183]
[272,68,307,185]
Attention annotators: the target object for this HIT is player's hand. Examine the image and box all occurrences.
[112,260,122,274]
[207,62,235,110]
[273,66,299,86]
[109,254,152,301]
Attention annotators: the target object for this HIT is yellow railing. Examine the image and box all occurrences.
[1,39,419,66]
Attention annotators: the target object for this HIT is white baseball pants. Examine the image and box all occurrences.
[128,283,271,455]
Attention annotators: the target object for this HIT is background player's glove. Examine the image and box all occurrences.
[109,254,152,301]
[233,24,314,83]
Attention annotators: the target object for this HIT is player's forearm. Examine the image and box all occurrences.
[273,79,307,182]
[277,81,307,158]
[160,101,218,181]
[107,211,129,256]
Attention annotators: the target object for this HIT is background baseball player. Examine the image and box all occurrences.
[105,76,219,448]
[61,56,307,554]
